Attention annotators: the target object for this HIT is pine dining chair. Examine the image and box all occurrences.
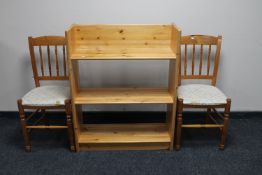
[175,35,231,150]
[17,36,75,152]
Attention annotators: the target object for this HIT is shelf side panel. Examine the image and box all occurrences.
[167,24,181,150]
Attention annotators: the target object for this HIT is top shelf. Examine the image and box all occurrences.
[66,24,180,60]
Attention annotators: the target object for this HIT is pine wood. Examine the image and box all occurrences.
[66,31,81,152]
[67,24,177,60]
[182,124,224,128]
[26,126,68,129]
[74,88,173,104]
[167,24,181,150]
[207,45,211,75]
[63,45,67,76]
[79,143,169,151]
[176,35,231,150]
[78,123,170,150]
[17,36,75,152]
[66,24,181,151]
[38,46,44,76]
[55,45,59,76]
[79,123,170,143]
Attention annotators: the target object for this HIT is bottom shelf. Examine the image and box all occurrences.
[78,123,171,151]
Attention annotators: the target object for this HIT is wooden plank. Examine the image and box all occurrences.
[72,40,170,46]
[72,24,172,40]
[167,24,181,150]
[181,35,218,45]
[26,126,67,129]
[70,53,176,60]
[182,124,223,128]
[31,36,66,45]
[67,24,177,60]
[79,142,169,151]
[66,30,80,151]
[79,123,171,144]
[70,47,176,60]
[74,88,173,104]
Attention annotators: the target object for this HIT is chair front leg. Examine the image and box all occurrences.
[175,98,183,151]
[17,99,31,152]
[65,100,75,152]
[219,98,231,150]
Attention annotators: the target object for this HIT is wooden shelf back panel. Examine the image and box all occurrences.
[79,123,171,144]
[74,88,174,104]
[67,24,178,60]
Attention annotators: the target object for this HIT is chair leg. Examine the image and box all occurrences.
[175,98,183,151]
[219,99,231,150]
[65,100,75,152]
[17,99,31,152]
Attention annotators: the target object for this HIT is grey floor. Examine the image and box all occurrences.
[0,112,261,175]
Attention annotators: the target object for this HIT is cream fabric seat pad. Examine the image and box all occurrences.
[177,84,227,105]
[22,86,70,106]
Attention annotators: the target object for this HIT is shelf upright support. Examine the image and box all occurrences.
[66,29,82,152]
[167,24,181,150]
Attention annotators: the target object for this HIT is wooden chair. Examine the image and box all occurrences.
[175,35,231,150]
[17,36,75,152]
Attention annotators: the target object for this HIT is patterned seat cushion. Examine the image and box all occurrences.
[22,86,70,106]
[177,84,227,105]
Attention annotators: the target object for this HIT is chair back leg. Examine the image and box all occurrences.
[17,99,32,152]
[65,100,75,151]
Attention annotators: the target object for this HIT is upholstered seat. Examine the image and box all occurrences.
[177,84,227,105]
[22,86,70,106]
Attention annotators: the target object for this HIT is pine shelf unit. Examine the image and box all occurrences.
[66,24,181,151]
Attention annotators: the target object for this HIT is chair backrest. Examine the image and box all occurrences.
[28,36,69,87]
[179,35,222,86]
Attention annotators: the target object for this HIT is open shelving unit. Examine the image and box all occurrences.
[66,24,181,151]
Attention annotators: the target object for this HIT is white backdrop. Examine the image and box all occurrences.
[0,0,262,111]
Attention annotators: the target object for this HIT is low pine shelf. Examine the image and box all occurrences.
[66,24,181,151]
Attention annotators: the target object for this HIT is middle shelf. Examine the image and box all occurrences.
[74,88,174,104]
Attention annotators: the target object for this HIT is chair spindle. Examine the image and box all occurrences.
[184,44,187,76]
[192,44,195,75]
[207,44,212,75]
[63,45,67,76]
[55,45,59,76]
[199,44,203,75]
[38,46,44,76]
[47,45,52,76]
